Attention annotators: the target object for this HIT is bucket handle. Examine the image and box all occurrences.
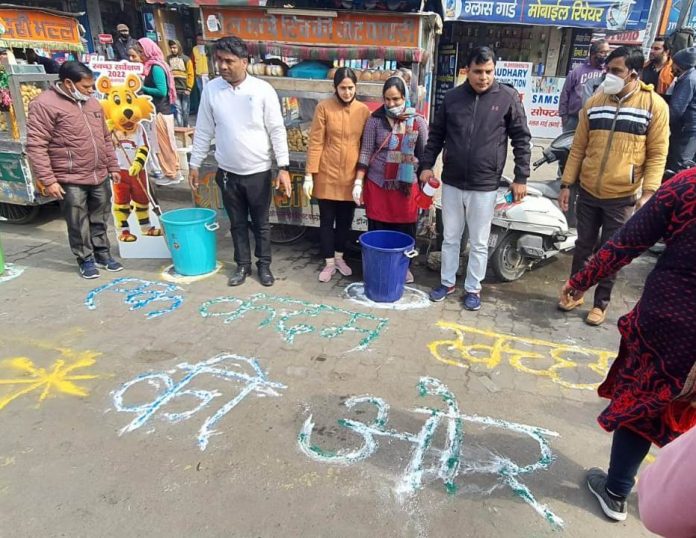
[205,222,220,232]
[404,248,419,259]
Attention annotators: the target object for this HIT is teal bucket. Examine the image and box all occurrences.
[160,208,219,276]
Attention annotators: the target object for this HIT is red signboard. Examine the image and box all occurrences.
[98,33,113,44]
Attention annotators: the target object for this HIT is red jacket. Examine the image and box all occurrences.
[26,84,119,187]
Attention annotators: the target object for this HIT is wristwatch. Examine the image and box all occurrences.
[279,165,289,171]
[560,184,570,190]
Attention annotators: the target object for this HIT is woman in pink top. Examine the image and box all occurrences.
[638,423,696,537]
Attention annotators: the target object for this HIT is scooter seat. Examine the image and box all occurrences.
[527,181,560,200]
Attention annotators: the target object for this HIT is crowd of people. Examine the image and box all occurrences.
[19,32,696,533]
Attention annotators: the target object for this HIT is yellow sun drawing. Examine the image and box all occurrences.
[0,348,102,410]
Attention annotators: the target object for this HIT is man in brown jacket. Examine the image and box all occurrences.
[26,61,123,279]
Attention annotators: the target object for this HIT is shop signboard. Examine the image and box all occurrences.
[528,77,564,139]
[665,0,696,33]
[495,60,533,108]
[434,44,458,112]
[201,7,420,49]
[444,0,651,31]
[567,29,593,73]
[0,8,83,51]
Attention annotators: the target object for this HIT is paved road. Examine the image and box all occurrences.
[0,202,658,537]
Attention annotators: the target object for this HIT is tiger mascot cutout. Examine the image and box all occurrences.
[97,73,163,243]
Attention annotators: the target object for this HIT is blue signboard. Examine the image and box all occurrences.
[665,0,696,33]
[444,0,651,30]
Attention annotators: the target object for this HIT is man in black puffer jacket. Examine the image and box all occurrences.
[421,46,531,311]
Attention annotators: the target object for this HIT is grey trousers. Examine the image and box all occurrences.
[59,181,112,263]
[441,184,497,293]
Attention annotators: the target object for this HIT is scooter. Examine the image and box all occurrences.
[486,131,577,281]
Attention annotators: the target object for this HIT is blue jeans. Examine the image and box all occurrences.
[174,92,190,127]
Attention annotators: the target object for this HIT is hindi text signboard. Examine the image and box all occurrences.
[0,9,82,51]
[445,0,650,30]
[201,8,420,49]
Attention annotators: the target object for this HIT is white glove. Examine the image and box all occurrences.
[352,179,363,205]
[302,175,313,200]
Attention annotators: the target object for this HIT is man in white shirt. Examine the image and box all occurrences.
[189,36,290,287]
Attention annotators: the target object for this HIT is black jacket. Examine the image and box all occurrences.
[114,36,138,62]
[421,81,531,191]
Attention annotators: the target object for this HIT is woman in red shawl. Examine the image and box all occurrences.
[128,38,181,186]
[560,170,696,523]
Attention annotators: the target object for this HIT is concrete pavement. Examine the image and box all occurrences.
[0,199,658,537]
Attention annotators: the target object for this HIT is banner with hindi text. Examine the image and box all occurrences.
[0,8,83,52]
[444,0,651,31]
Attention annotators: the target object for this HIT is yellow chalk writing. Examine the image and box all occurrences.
[428,322,614,391]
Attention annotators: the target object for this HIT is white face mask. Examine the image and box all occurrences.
[65,81,89,102]
[386,104,405,117]
[601,72,634,95]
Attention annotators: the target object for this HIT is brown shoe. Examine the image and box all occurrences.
[558,295,584,312]
[586,307,607,326]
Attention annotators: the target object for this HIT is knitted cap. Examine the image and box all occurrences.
[116,24,129,32]
[673,46,696,69]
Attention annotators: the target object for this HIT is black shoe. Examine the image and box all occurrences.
[586,468,627,521]
[258,265,274,287]
[228,266,251,287]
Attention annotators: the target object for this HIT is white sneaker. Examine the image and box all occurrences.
[155,177,182,186]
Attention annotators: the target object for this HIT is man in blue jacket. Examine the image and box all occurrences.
[667,46,696,171]
[420,46,531,311]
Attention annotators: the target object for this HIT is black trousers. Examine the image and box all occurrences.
[216,168,272,268]
[318,199,355,259]
[570,189,634,309]
[59,181,112,264]
[605,427,652,498]
[367,218,417,240]
[666,132,696,173]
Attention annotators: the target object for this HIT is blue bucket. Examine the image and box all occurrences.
[359,231,417,303]
[160,208,219,276]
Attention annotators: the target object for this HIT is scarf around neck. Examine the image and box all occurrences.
[138,37,177,105]
[381,105,419,189]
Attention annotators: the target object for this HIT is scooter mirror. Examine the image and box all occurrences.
[550,131,575,151]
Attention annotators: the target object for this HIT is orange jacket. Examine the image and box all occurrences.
[644,58,675,95]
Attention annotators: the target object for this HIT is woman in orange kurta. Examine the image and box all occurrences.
[304,67,371,282]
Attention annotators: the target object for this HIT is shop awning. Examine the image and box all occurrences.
[0,5,84,51]
[445,0,652,31]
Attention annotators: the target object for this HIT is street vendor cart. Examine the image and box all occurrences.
[194,6,441,243]
[0,5,84,223]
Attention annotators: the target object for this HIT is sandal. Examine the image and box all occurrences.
[143,227,163,237]
[118,230,137,242]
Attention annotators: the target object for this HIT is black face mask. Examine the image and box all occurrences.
[119,34,130,41]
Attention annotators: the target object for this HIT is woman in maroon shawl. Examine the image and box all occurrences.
[560,170,696,523]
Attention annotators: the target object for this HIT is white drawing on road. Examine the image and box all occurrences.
[113,353,286,450]
[298,377,563,528]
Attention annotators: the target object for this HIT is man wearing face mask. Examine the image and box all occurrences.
[559,39,610,131]
[558,47,669,326]
[26,61,123,279]
[113,24,137,62]
[666,46,696,172]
